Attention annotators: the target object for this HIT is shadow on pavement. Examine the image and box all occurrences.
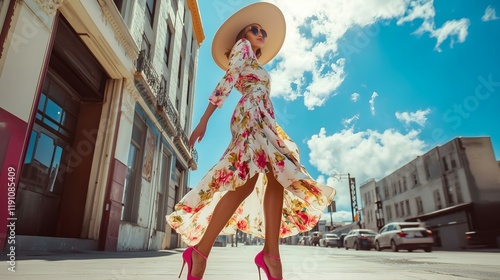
[1,249,184,261]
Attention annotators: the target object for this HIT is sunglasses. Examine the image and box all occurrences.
[248,26,267,38]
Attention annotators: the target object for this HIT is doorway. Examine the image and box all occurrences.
[16,16,108,238]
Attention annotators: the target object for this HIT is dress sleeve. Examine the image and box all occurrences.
[208,38,252,108]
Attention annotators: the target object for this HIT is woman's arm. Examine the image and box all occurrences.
[188,102,217,148]
[189,39,251,148]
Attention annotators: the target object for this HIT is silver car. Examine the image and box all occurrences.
[375,222,434,252]
[344,229,377,250]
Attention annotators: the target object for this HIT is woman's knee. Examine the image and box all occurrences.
[236,174,258,196]
[265,163,282,188]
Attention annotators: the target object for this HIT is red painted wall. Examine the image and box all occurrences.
[99,158,126,251]
[0,108,28,250]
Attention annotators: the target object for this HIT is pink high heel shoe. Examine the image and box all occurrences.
[178,246,207,280]
[254,251,283,280]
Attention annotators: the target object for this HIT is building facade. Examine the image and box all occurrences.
[360,137,500,250]
[0,0,203,251]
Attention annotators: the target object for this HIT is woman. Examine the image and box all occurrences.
[167,3,336,280]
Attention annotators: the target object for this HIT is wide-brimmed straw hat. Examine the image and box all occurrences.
[211,2,286,71]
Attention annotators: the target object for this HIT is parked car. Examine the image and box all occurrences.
[298,236,309,246]
[375,222,433,252]
[344,229,377,250]
[320,233,339,247]
[214,235,227,247]
[337,233,347,248]
[465,230,500,248]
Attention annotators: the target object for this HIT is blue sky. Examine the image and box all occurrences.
[189,0,500,223]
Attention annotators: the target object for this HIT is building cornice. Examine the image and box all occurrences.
[187,0,205,45]
[34,0,64,16]
[97,0,139,60]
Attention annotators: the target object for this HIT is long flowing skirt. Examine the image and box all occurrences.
[166,89,336,246]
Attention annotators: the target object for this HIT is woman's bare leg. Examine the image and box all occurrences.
[263,164,284,279]
[190,174,258,278]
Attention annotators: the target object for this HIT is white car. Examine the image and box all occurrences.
[319,233,339,247]
[375,222,434,252]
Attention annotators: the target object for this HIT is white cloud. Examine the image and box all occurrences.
[351,92,360,102]
[397,0,470,52]
[369,92,378,115]
[395,109,432,126]
[430,19,470,52]
[342,114,359,128]
[307,127,426,210]
[304,59,346,110]
[321,211,353,224]
[268,0,411,109]
[267,0,470,108]
[482,6,499,22]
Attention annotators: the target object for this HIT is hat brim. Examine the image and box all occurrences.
[211,2,286,71]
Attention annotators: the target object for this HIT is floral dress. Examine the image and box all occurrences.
[166,38,336,246]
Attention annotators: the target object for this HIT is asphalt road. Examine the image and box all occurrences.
[2,244,499,279]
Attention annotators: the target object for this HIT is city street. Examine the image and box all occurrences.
[2,245,500,280]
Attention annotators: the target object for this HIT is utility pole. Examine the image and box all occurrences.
[328,201,336,231]
[331,173,359,223]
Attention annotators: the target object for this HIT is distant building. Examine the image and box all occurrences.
[0,0,203,251]
[360,137,500,250]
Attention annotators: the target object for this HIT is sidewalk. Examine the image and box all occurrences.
[2,244,500,280]
[3,245,275,280]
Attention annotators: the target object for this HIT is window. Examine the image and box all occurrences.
[122,114,146,223]
[416,197,424,214]
[170,0,178,12]
[383,184,389,199]
[183,4,188,23]
[385,205,392,221]
[176,56,184,111]
[451,158,457,169]
[191,35,196,53]
[424,159,431,178]
[405,199,411,216]
[413,172,419,186]
[433,190,442,210]
[395,203,400,217]
[177,56,183,89]
[392,183,397,196]
[141,33,151,59]
[113,0,124,12]
[398,180,402,194]
[156,148,171,231]
[400,201,405,216]
[171,185,180,234]
[442,156,449,172]
[444,175,454,205]
[402,176,407,191]
[456,181,464,204]
[164,26,172,67]
[187,79,191,106]
[145,0,156,26]
[21,76,79,195]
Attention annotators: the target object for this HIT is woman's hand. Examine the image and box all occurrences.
[189,102,217,149]
[189,121,207,149]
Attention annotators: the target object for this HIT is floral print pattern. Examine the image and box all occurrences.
[166,38,336,246]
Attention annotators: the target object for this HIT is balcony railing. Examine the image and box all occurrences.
[135,50,197,169]
[136,50,161,95]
